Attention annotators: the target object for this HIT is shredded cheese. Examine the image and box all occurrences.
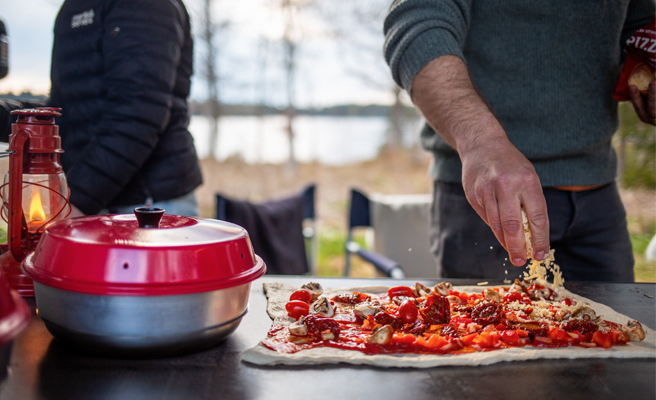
[520,209,564,292]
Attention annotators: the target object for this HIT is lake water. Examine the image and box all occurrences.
[188,115,423,165]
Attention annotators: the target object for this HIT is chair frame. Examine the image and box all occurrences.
[344,188,405,278]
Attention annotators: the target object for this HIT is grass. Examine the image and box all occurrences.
[314,228,378,278]
[632,231,656,283]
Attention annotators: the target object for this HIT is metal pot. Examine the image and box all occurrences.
[22,210,266,357]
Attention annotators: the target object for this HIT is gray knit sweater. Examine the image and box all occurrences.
[384,0,655,186]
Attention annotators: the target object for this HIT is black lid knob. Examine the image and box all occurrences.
[134,207,165,228]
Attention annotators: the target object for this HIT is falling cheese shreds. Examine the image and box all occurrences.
[477,281,489,286]
[520,210,564,293]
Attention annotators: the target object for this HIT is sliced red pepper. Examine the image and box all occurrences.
[459,333,478,346]
[500,330,520,345]
[547,327,571,342]
[474,331,499,348]
[419,334,450,350]
[592,331,612,349]
[610,329,629,345]
[392,332,417,344]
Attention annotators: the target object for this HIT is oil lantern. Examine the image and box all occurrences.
[0,108,70,297]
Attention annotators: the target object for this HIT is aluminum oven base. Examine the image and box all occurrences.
[41,313,244,358]
[33,282,251,358]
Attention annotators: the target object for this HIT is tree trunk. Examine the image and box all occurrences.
[283,5,297,173]
[387,86,404,154]
[202,0,220,160]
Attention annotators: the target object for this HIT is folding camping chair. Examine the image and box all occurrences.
[216,184,316,275]
[344,188,436,278]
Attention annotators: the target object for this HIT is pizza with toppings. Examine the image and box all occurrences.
[242,280,655,367]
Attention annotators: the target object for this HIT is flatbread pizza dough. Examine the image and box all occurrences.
[241,282,656,368]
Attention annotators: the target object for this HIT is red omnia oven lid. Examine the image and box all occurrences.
[22,214,266,296]
[0,272,30,346]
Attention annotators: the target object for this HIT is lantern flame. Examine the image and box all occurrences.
[29,190,47,222]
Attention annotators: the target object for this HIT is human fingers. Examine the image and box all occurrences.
[463,174,509,252]
[628,85,655,125]
[495,193,526,267]
[482,192,508,252]
[521,192,549,261]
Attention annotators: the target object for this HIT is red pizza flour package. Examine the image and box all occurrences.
[613,17,656,101]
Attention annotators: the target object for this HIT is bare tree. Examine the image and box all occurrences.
[197,0,229,160]
[315,0,416,154]
[279,0,311,173]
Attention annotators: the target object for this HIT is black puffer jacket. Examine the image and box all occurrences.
[47,0,202,215]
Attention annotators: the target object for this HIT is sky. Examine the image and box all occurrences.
[0,0,402,107]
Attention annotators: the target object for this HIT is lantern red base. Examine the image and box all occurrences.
[0,250,34,298]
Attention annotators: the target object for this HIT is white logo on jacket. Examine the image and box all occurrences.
[71,9,94,28]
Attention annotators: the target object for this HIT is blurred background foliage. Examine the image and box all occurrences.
[613,102,655,282]
[615,102,655,190]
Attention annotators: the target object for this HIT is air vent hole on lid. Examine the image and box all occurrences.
[123,262,129,269]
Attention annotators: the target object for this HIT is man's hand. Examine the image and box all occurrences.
[628,80,656,125]
[411,55,550,266]
[460,134,549,266]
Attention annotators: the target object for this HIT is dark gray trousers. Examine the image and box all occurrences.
[430,181,634,282]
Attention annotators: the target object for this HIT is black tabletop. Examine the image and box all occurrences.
[0,277,654,400]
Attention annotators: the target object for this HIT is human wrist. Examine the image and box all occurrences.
[453,113,508,158]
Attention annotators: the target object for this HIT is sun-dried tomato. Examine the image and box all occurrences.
[407,320,427,335]
[561,319,599,335]
[441,325,459,337]
[331,292,369,305]
[303,314,340,337]
[420,293,451,325]
[452,304,474,314]
[373,311,403,330]
[506,321,548,337]
[471,301,502,326]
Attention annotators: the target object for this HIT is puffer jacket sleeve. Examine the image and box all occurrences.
[65,0,188,215]
[383,0,471,92]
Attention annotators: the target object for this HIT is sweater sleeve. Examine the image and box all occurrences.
[383,0,472,92]
[65,0,187,215]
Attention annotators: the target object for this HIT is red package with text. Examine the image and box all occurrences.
[613,17,655,101]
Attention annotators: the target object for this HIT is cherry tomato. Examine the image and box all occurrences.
[388,286,414,298]
[561,297,575,306]
[290,289,312,303]
[398,299,418,324]
[285,300,310,319]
